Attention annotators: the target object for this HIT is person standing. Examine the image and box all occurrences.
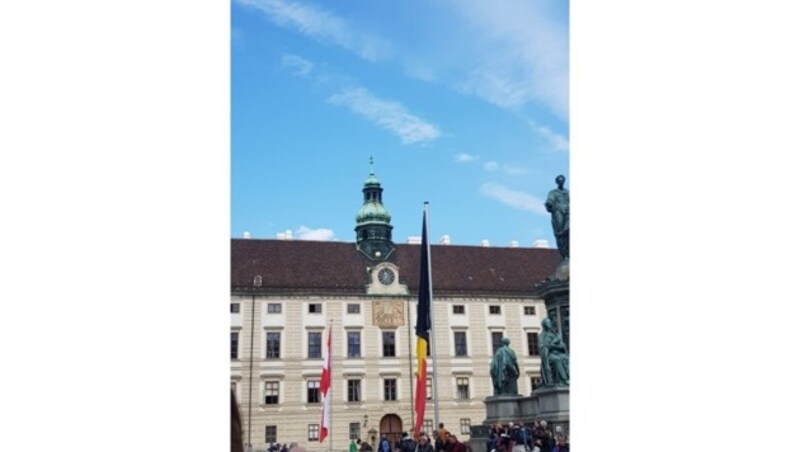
[379,435,391,452]
[351,439,359,452]
[435,424,449,452]
[418,435,434,452]
[398,432,416,452]
[446,434,467,452]
[533,421,552,452]
[360,438,374,452]
[554,435,568,452]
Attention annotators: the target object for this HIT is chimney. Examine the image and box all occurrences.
[406,236,422,244]
[533,239,549,248]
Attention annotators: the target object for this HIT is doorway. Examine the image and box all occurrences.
[379,414,403,450]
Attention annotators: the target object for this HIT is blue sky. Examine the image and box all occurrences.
[232,0,569,247]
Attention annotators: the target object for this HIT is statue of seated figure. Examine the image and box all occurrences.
[539,317,569,387]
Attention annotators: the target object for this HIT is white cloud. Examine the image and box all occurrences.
[403,64,437,82]
[454,153,478,163]
[327,87,441,144]
[281,54,313,77]
[480,183,547,215]
[296,226,336,241]
[503,165,529,175]
[529,120,569,152]
[484,161,499,171]
[234,0,391,62]
[449,0,568,119]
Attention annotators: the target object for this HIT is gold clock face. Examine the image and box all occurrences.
[378,268,395,285]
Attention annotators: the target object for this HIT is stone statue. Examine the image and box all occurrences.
[545,175,569,260]
[490,337,520,395]
[539,317,569,387]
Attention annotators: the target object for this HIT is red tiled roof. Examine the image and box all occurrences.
[231,239,561,297]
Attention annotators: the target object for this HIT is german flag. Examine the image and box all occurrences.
[414,207,432,437]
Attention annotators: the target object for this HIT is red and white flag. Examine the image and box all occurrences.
[319,327,332,443]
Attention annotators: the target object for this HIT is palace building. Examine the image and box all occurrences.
[231,166,561,449]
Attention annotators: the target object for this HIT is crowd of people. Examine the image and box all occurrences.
[344,421,568,452]
[485,420,569,452]
[233,388,569,452]
[236,423,569,452]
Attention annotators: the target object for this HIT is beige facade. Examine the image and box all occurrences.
[231,269,545,450]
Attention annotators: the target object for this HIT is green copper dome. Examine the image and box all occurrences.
[356,201,392,224]
[364,172,380,186]
[355,157,395,261]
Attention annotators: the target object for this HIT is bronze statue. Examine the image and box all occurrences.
[490,337,520,395]
[539,317,569,387]
[545,175,569,260]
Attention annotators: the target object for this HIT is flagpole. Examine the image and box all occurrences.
[329,319,333,452]
[424,202,441,431]
[407,296,416,431]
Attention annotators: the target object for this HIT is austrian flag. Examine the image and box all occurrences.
[319,327,332,443]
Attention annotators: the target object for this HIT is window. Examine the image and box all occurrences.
[489,305,501,314]
[266,332,281,359]
[527,332,539,356]
[231,332,239,360]
[491,332,503,354]
[426,378,432,400]
[306,380,321,403]
[347,332,361,358]
[264,381,279,404]
[384,379,397,401]
[308,424,320,441]
[347,304,360,314]
[460,419,471,435]
[308,332,322,358]
[524,306,536,315]
[350,423,361,440]
[453,305,465,314]
[454,332,468,356]
[347,379,361,402]
[423,420,434,436]
[265,425,277,443]
[456,377,470,400]
[267,303,282,314]
[231,303,240,313]
[309,303,322,314]
[382,331,396,357]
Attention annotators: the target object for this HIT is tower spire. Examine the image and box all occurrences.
[355,158,394,260]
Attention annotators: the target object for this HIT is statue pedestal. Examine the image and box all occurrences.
[530,259,570,438]
[470,395,540,452]
[533,261,569,351]
[471,396,524,452]
[484,395,524,425]
[530,386,570,438]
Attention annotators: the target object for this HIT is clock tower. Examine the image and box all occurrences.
[355,157,395,261]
